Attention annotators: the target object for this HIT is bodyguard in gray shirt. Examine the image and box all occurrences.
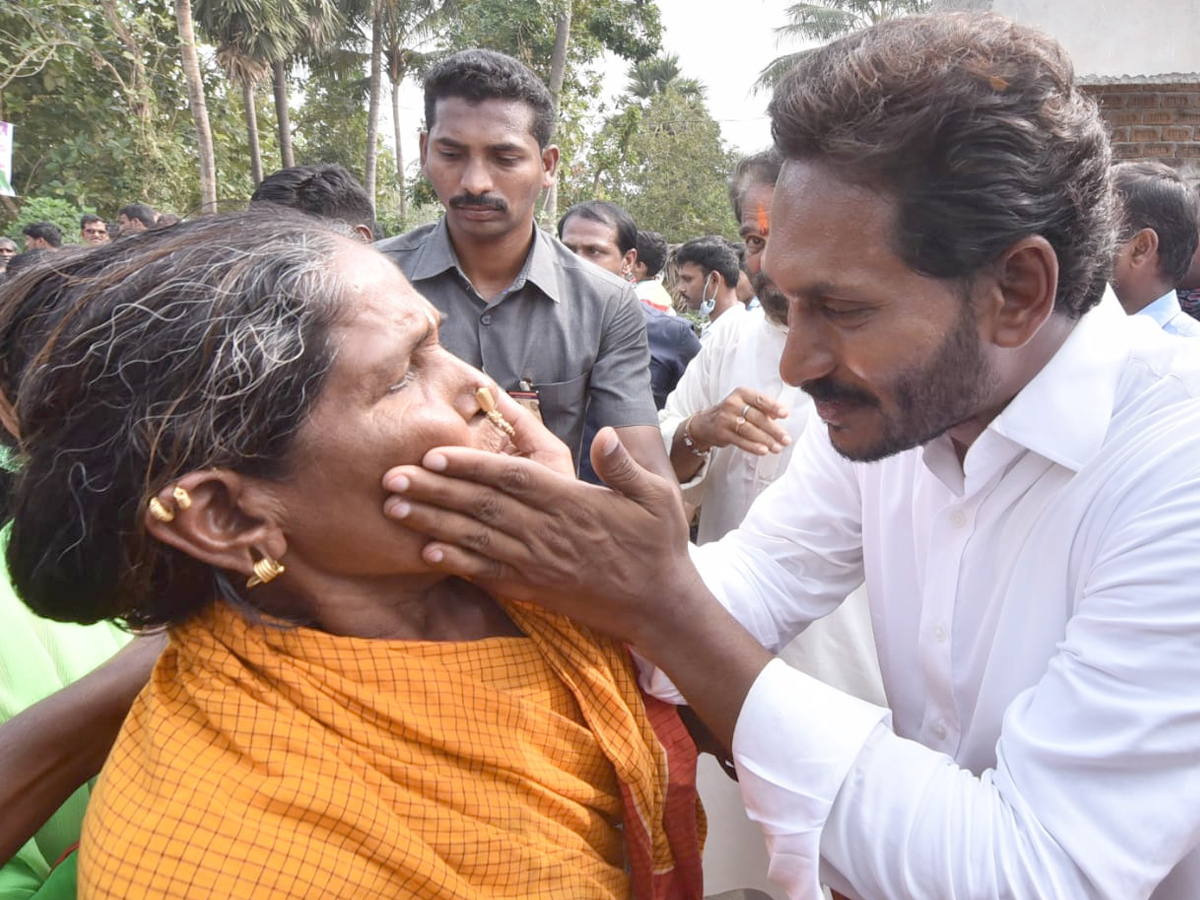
[376,48,671,480]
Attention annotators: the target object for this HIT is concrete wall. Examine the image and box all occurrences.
[931,0,1200,79]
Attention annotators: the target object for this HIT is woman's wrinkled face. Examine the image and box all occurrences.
[269,243,503,579]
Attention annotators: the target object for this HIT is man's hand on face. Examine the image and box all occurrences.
[382,423,703,650]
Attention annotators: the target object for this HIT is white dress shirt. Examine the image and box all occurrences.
[657,306,883,900]
[659,294,1200,899]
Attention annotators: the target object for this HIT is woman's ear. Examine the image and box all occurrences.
[144,471,286,581]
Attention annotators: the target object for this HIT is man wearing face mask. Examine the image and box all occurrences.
[675,237,743,339]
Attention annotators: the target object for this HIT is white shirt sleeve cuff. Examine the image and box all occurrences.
[733,657,890,899]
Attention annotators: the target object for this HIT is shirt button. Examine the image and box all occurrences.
[480,313,493,326]
[950,511,966,528]
[933,623,947,643]
[933,722,948,740]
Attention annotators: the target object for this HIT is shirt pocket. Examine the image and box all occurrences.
[535,374,590,429]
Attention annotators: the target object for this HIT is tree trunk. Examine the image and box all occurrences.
[243,80,263,186]
[364,2,383,205]
[273,60,294,168]
[174,0,218,213]
[391,74,408,224]
[542,4,571,225]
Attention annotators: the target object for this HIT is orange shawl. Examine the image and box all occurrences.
[79,599,703,899]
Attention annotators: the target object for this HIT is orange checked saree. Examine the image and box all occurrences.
[79,600,704,900]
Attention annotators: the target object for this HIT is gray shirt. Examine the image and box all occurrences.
[375,219,657,464]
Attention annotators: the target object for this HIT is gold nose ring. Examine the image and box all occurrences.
[475,386,516,439]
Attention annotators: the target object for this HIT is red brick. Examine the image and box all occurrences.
[1160,93,1196,108]
[1141,143,1176,157]
[1113,143,1143,159]
[1126,93,1161,108]
[1131,126,1162,141]
[1142,110,1175,125]
[1096,92,1125,109]
[1176,144,1200,158]
[1162,126,1193,141]
[1107,126,1129,142]
[1105,110,1142,127]
[1177,111,1200,126]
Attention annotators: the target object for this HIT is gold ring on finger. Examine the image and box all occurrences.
[735,415,746,435]
[741,403,751,418]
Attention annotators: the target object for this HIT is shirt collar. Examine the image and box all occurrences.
[1138,288,1185,328]
[919,289,1129,493]
[406,218,562,304]
[985,288,1129,472]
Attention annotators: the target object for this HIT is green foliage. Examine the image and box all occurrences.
[0,0,271,227]
[4,196,87,245]
[568,86,738,243]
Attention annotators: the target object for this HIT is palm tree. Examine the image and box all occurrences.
[174,0,218,211]
[626,53,705,103]
[194,0,313,185]
[381,0,448,223]
[754,0,931,92]
[272,0,345,168]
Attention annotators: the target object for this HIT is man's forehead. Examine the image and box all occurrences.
[429,96,538,141]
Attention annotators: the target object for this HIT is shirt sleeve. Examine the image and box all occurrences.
[692,423,867,651]
[657,337,723,495]
[585,286,658,429]
[725,429,1200,899]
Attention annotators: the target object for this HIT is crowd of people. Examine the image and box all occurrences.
[1,10,1200,900]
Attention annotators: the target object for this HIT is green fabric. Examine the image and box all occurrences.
[0,526,130,900]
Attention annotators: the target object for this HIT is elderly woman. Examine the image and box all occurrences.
[0,210,701,900]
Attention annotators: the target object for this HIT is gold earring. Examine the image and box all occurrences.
[172,486,192,510]
[246,556,285,589]
[148,497,175,523]
[475,385,516,439]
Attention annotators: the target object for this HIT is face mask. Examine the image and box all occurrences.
[698,277,717,318]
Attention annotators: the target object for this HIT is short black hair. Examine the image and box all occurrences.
[1112,161,1200,285]
[636,230,668,278]
[252,164,380,240]
[675,236,741,288]
[118,203,157,228]
[80,213,106,230]
[21,222,63,248]
[557,200,637,255]
[423,49,556,149]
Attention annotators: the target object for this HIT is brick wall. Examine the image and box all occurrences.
[1082,82,1200,170]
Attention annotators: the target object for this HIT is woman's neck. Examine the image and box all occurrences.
[255,574,523,641]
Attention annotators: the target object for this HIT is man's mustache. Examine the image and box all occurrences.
[802,377,879,408]
[449,193,508,212]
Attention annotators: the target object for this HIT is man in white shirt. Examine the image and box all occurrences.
[675,236,744,338]
[1110,161,1200,336]
[386,12,1200,900]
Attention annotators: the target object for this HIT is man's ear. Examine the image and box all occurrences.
[981,234,1059,349]
[621,248,638,279]
[144,470,286,582]
[1127,227,1159,269]
[541,145,560,185]
[418,130,430,172]
[352,223,375,243]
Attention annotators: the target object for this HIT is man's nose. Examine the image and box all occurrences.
[779,305,837,387]
[459,156,494,197]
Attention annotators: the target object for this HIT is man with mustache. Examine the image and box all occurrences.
[377,50,671,479]
[386,12,1200,900]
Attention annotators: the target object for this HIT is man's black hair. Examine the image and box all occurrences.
[423,49,556,149]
